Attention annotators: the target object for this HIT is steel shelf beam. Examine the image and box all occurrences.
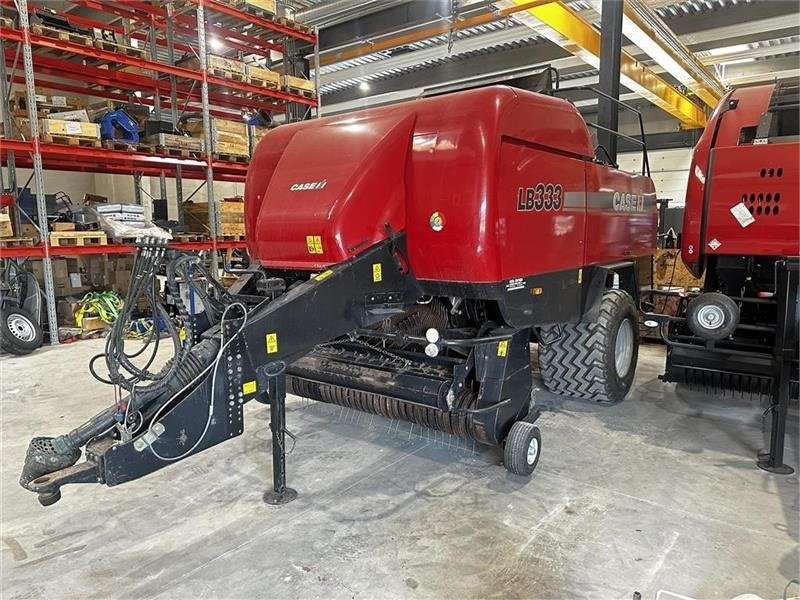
[0,139,248,181]
[0,28,318,108]
[0,240,247,259]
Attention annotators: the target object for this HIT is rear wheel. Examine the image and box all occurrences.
[538,289,639,404]
[0,306,43,355]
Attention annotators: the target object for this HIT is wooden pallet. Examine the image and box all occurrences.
[218,234,246,241]
[155,145,203,158]
[209,68,248,83]
[102,140,153,153]
[0,237,35,248]
[42,134,102,148]
[0,16,14,30]
[286,87,316,99]
[172,233,208,242]
[276,17,313,35]
[31,24,93,47]
[93,39,149,60]
[50,231,108,247]
[213,152,249,163]
[248,75,280,90]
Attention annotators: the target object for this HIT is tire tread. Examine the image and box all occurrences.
[538,289,636,404]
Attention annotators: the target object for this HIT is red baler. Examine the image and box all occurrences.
[20,86,657,505]
[647,81,799,473]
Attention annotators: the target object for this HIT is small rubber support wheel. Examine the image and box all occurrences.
[263,487,298,505]
[37,490,61,506]
[685,292,739,341]
[503,421,541,476]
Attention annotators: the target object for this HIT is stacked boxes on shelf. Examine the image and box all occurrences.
[183,197,245,238]
[185,118,249,158]
[95,204,146,228]
[30,255,134,309]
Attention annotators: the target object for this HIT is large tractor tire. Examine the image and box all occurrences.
[538,289,639,404]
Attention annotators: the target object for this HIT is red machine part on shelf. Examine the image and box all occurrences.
[245,86,656,282]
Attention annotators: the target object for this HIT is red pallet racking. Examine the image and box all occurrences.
[0,0,320,342]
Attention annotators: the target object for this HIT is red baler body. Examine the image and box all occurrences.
[245,86,656,285]
[681,84,800,276]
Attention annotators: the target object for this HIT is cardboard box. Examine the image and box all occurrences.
[52,223,76,231]
[19,224,40,239]
[0,213,13,238]
[47,109,90,122]
[81,316,107,334]
[57,298,81,326]
[41,119,101,139]
[51,258,69,280]
[114,270,132,295]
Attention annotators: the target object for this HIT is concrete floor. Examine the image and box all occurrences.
[1,339,797,599]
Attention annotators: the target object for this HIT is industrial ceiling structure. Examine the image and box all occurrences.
[296,0,798,131]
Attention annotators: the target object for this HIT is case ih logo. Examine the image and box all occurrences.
[517,183,564,212]
[612,192,646,212]
[290,179,328,191]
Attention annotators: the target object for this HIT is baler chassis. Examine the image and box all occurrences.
[20,236,541,505]
[644,258,799,473]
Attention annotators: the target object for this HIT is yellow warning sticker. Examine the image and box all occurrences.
[266,333,278,354]
[497,340,508,357]
[306,235,323,254]
[372,263,382,283]
[242,380,257,395]
[314,269,334,281]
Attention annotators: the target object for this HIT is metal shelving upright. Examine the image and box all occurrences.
[0,0,319,344]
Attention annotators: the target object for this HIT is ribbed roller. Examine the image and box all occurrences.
[287,377,480,439]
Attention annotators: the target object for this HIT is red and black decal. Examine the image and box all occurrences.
[517,183,564,212]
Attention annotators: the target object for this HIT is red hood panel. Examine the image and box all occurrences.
[246,112,416,269]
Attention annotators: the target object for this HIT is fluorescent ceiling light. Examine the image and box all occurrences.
[722,57,756,65]
[359,81,370,91]
[707,44,750,56]
[209,37,224,51]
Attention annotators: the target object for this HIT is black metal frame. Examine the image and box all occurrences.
[642,257,798,473]
[552,86,651,177]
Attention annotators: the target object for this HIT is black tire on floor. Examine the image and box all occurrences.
[538,289,638,404]
[0,306,43,355]
[503,421,542,476]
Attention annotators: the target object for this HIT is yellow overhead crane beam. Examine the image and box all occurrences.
[509,0,708,128]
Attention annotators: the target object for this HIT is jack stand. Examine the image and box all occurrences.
[259,361,298,504]
[757,258,797,475]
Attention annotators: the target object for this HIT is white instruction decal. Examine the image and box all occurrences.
[506,277,525,291]
[730,203,755,228]
[52,96,67,107]
[708,238,722,251]
[65,121,82,135]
